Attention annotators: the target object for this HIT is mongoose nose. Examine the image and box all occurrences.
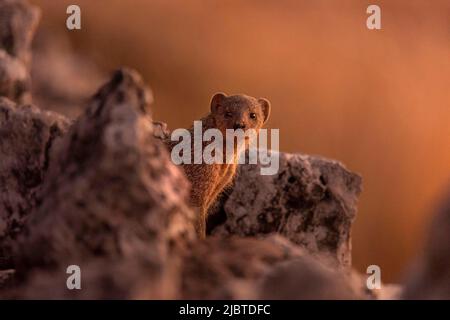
[233,123,246,130]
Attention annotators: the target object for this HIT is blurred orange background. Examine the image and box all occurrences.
[30,0,450,282]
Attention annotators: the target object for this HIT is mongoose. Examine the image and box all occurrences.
[166,93,271,238]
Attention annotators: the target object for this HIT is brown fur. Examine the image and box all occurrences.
[167,93,270,237]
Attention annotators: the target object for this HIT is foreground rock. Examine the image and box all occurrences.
[210,152,362,268]
[8,68,196,298]
[258,255,361,299]
[0,97,70,267]
[181,235,363,299]
[402,188,450,299]
[0,0,40,103]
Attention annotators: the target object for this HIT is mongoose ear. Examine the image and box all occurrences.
[258,98,271,123]
[211,92,227,114]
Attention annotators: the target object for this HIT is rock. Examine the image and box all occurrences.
[0,97,70,265]
[258,256,362,299]
[0,0,40,104]
[10,68,196,298]
[0,0,40,66]
[181,234,370,300]
[152,120,170,140]
[210,152,362,268]
[5,260,176,299]
[180,235,306,299]
[402,188,450,299]
[0,50,30,103]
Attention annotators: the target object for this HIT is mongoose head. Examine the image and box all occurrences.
[210,93,271,136]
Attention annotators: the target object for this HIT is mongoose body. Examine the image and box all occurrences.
[167,93,271,237]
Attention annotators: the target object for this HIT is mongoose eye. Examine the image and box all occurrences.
[250,113,257,119]
[225,112,233,118]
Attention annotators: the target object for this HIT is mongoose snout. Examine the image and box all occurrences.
[233,122,246,130]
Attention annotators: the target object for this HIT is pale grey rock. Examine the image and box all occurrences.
[211,152,362,268]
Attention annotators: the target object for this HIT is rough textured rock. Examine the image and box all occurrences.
[180,235,305,299]
[258,256,362,300]
[181,234,368,300]
[152,120,170,140]
[210,152,362,268]
[402,188,450,299]
[0,0,40,103]
[0,97,70,265]
[10,68,196,298]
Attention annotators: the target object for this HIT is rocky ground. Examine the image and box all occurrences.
[0,0,448,299]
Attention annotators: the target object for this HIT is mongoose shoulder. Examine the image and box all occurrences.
[167,92,271,237]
